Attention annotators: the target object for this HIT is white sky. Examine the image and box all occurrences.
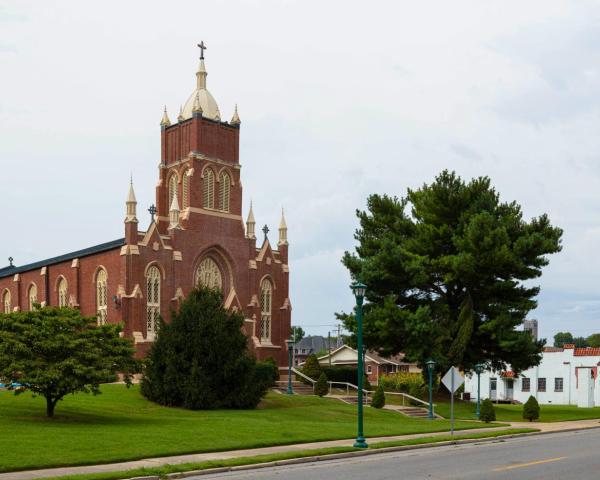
[1,1,599,342]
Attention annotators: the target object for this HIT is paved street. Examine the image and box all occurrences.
[195,428,600,480]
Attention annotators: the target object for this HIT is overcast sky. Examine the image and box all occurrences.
[1,1,600,342]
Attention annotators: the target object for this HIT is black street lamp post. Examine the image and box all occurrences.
[426,359,436,419]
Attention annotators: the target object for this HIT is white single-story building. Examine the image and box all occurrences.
[464,344,600,406]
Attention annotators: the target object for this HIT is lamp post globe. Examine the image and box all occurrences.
[426,359,436,419]
[285,338,295,395]
[351,281,368,449]
[474,362,485,418]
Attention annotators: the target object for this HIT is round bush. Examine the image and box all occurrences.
[479,398,496,423]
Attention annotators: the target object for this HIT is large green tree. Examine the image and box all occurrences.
[339,171,562,374]
[587,334,600,348]
[141,286,275,409]
[553,332,574,347]
[0,307,137,417]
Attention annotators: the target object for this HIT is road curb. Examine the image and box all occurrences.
[161,425,600,479]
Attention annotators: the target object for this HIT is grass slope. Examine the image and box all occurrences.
[0,385,489,473]
[433,398,600,422]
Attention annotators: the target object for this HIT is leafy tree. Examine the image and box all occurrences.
[573,336,589,348]
[0,307,137,417]
[479,399,496,423]
[338,171,562,374]
[522,395,540,422]
[371,385,386,408]
[141,286,272,409]
[301,353,322,382]
[587,334,600,348]
[292,326,305,343]
[553,332,574,348]
[314,372,329,397]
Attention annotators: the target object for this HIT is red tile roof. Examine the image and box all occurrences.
[543,347,564,352]
[574,347,600,357]
[501,371,517,378]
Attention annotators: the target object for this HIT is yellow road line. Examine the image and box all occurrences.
[493,456,567,472]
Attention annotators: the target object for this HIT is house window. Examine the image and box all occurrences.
[195,257,223,290]
[537,378,546,392]
[58,277,68,307]
[522,377,530,392]
[554,377,564,392]
[168,173,178,209]
[2,289,10,314]
[260,278,272,343]
[182,170,190,209]
[28,284,38,310]
[96,269,108,325]
[367,365,372,374]
[146,266,161,336]
[219,172,231,212]
[203,168,215,209]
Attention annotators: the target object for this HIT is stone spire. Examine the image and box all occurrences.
[196,58,208,90]
[246,201,256,239]
[160,106,171,127]
[177,105,184,122]
[192,91,203,115]
[278,208,288,246]
[125,178,138,224]
[169,192,181,230]
[230,104,241,125]
[214,106,221,122]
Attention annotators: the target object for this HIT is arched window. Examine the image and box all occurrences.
[260,279,272,343]
[168,173,178,209]
[58,277,68,308]
[195,257,223,290]
[96,269,108,325]
[203,168,215,209]
[2,289,10,314]
[146,266,161,337]
[182,170,190,209]
[28,283,38,311]
[219,172,231,212]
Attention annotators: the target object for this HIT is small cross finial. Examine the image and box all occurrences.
[262,225,269,239]
[197,41,207,60]
[148,204,157,223]
[8,257,13,267]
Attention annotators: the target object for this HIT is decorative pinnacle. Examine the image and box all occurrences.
[160,106,171,127]
[262,224,269,239]
[230,104,241,125]
[177,105,184,122]
[8,257,13,267]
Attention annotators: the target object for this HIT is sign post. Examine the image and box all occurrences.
[441,367,464,439]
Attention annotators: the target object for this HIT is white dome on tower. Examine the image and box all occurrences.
[180,58,221,122]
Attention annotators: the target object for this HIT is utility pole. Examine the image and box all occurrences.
[328,331,332,366]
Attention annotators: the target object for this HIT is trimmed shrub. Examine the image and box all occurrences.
[141,286,272,409]
[314,372,329,397]
[371,385,385,408]
[255,360,279,388]
[322,366,358,384]
[522,395,540,422]
[263,357,280,382]
[479,399,496,423]
[378,372,433,399]
[301,354,322,384]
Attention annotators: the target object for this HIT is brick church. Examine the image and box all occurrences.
[0,45,292,366]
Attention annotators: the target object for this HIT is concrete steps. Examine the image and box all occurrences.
[337,395,371,406]
[273,381,314,395]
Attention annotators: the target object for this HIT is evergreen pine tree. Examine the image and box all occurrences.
[314,372,329,397]
[479,398,496,423]
[141,286,272,409]
[371,384,385,408]
[301,353,322,383]
[522,395,540,422]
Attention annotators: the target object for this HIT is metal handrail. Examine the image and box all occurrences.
[327,381,371,398]
[368,390,433,408]
[291,367,316,385]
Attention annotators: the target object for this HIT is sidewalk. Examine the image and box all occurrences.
[1,419,598,480]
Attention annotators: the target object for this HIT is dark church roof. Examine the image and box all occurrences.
[0,238,125,279]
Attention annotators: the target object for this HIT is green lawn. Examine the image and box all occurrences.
[433,398,600,422]
[0,385,491,473]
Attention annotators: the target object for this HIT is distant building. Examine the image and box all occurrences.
[523,319,538,340]
[464,344,600,406]
[293,335,339,366]
[313,345,421,385]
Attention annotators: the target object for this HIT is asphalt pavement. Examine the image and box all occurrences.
[193,428,600,480]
